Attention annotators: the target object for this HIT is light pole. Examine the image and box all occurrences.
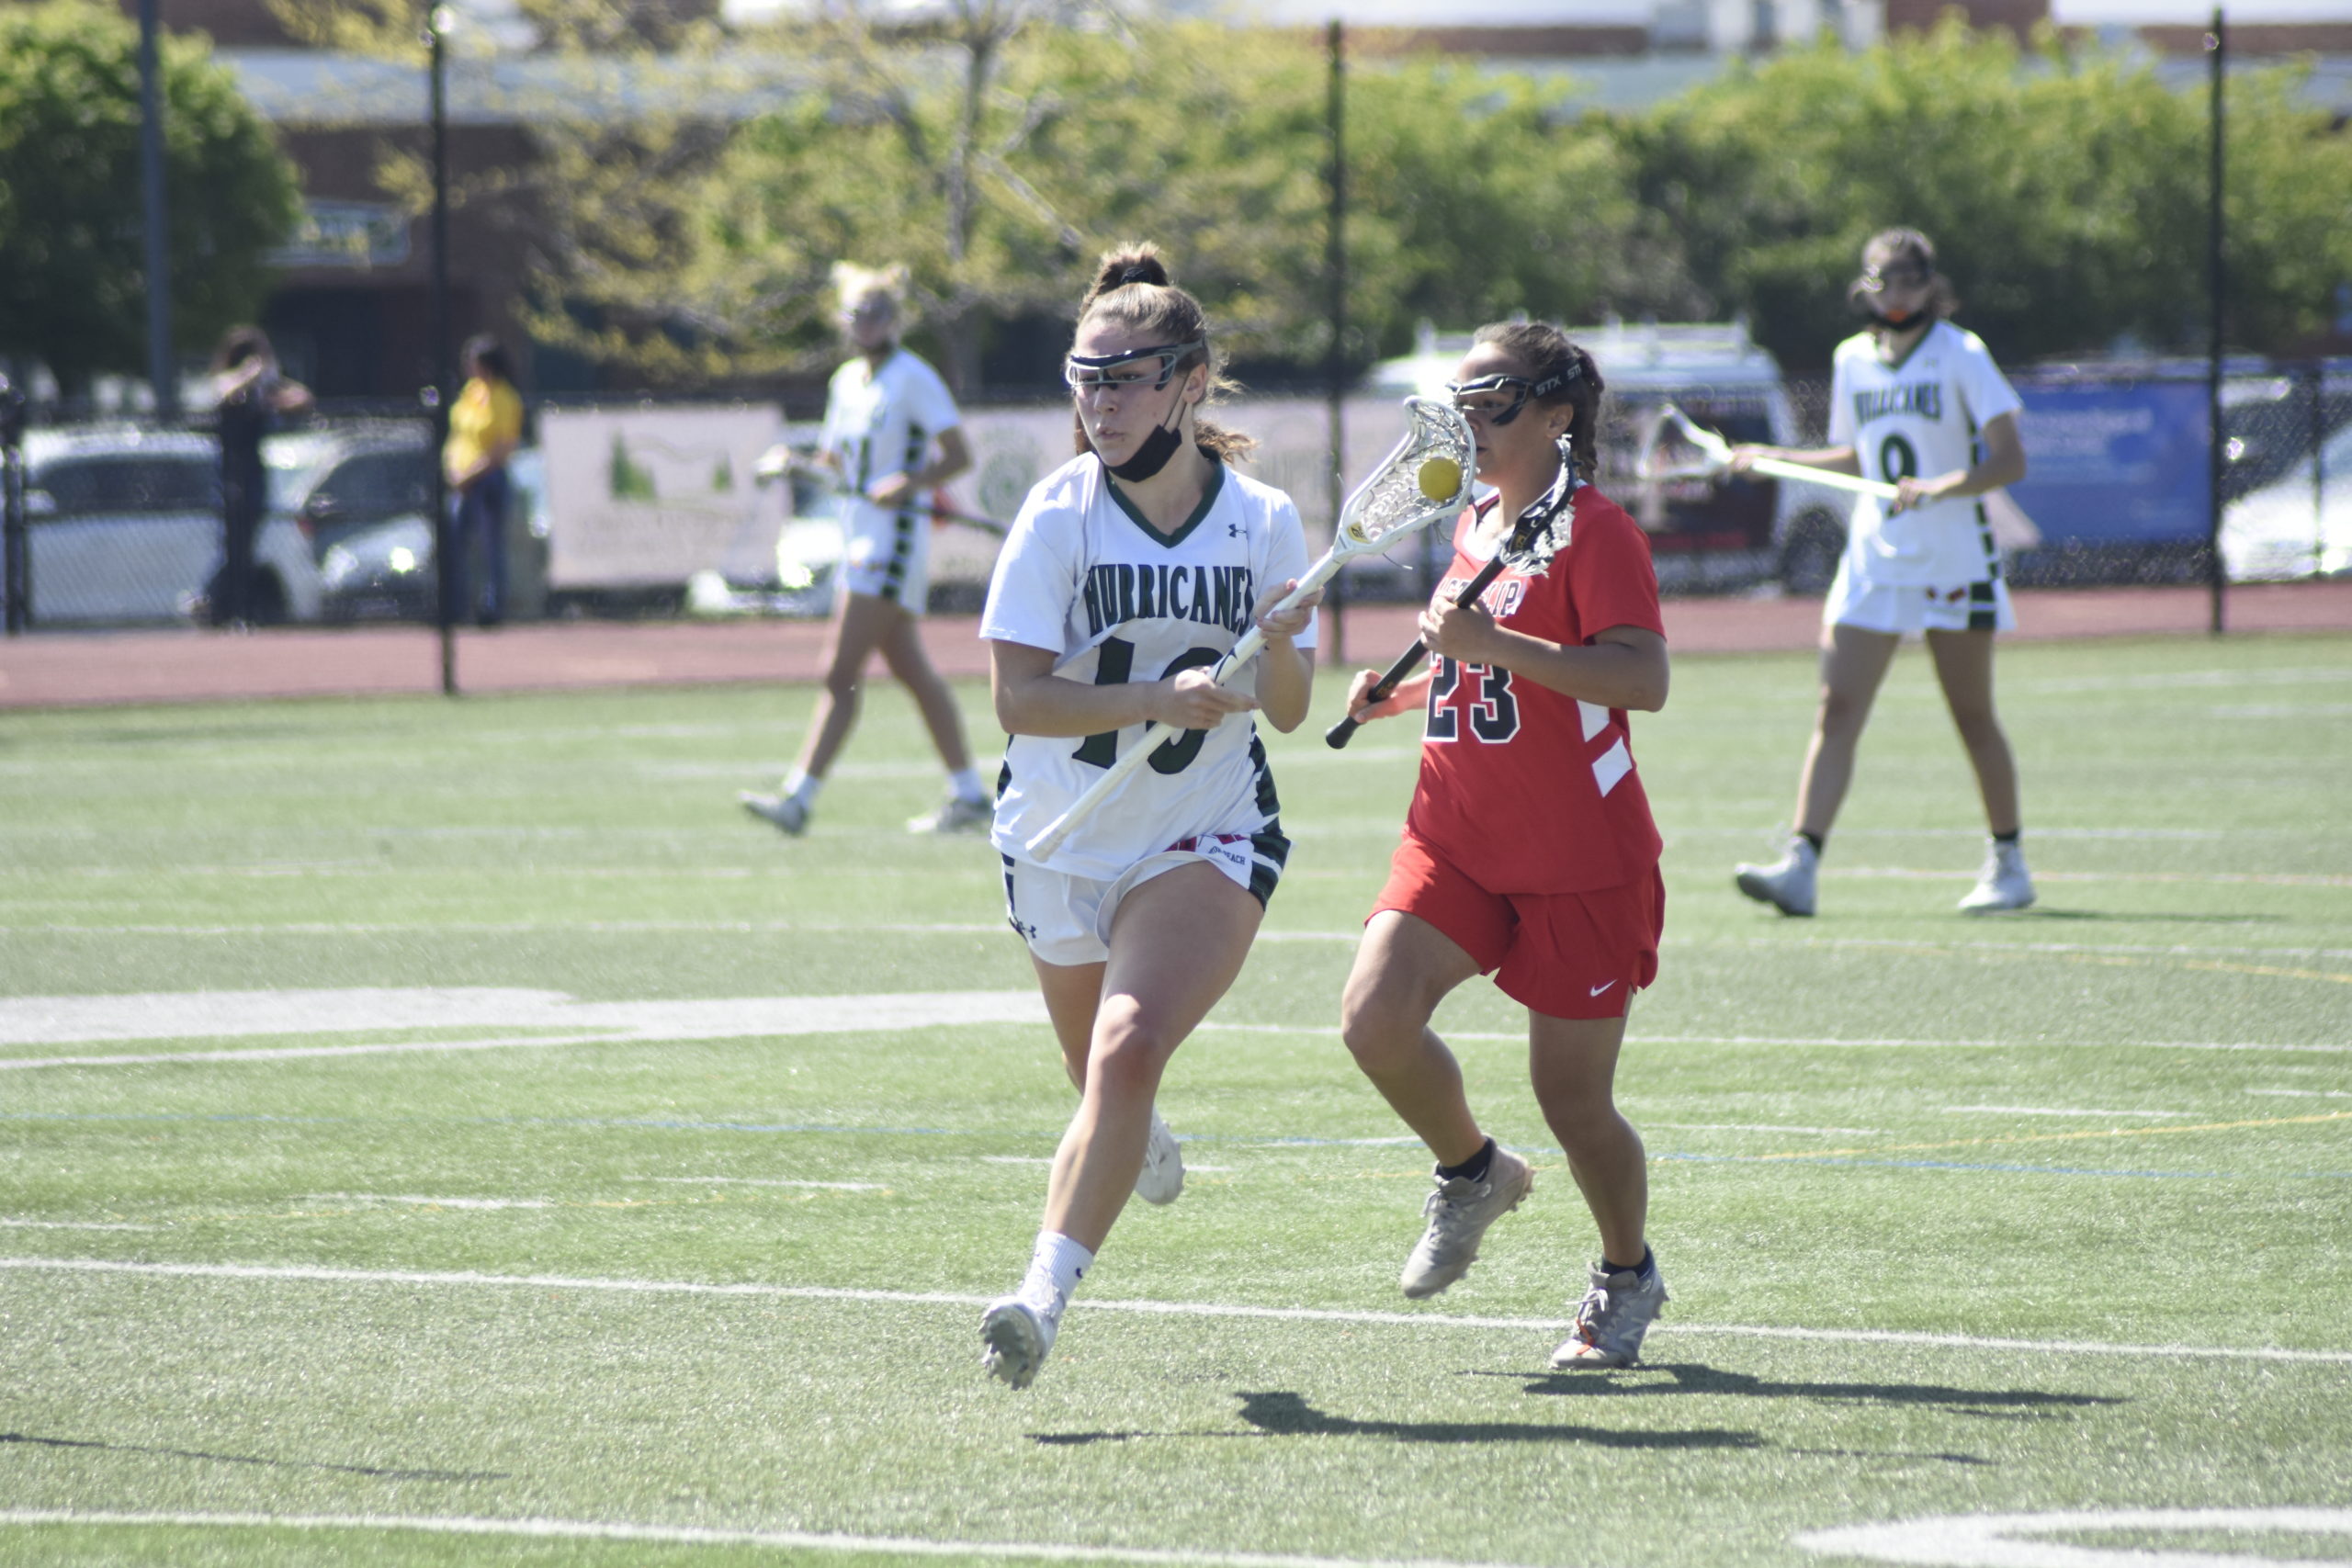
[138,0,176,423]
[426,3,457,694]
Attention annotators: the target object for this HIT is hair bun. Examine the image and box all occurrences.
[1095,248,1170,294]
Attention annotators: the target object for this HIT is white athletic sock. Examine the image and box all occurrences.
[948,766,986,806]
[784,769,822,808]
[1017,1231,1093,1319]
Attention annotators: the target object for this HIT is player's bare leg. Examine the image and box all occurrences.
[1926,626,2034,910]
[1739,623,1900,913]
[1044,863,1259,1251]
[1791,622,1902,839]
[1532,1007,1668,1368]
[877,607,974,776]
[986,864,1258,1389]
[1923,626,2018,834]
[797,590,901,782]
[1527,1010,1645,1266]
[1340,910,1485,1165]
[1342,911,1532,1298]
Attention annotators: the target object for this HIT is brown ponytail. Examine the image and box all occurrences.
[1469,321,1605,480]
[1071,243,1257,465]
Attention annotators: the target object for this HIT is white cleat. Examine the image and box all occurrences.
[1959,839,2035,914]
[1134,1109,1185,1206]
[979,1295,1058,1390]
[1551,1257,1669,1370]
[740,791,809,836]
[1398,1145,1532,1300]
[908,795,992,835]
[1734,837,1817,917]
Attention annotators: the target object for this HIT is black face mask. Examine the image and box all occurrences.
[1106,416,1185,482]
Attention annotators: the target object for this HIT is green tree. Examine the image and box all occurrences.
[0,0,302,392]
[1603,20,2352,369]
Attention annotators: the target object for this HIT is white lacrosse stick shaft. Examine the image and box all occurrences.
[1023,398,1473,861]
[1653,404,1899,500]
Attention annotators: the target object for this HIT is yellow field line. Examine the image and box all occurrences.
[1758,1109,2352,1163]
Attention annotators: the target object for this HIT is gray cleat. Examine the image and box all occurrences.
[1398,1145,1532,1300]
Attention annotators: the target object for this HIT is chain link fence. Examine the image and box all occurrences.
[5,366,2346,635]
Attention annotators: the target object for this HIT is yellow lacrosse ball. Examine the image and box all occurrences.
[1417,456,1463,502]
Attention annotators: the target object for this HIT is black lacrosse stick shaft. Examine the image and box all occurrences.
[1322,550,1513,750]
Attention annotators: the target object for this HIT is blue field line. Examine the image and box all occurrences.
[1659,1151,2229,1179]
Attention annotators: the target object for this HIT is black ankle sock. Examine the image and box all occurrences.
[1436,1137,1495,1184]
[1993,829,2020,845]
[1601,1247,1654,1280]
[1798,831,1825,854]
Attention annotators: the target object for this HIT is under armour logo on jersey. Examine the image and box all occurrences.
[1227,523,1244,539]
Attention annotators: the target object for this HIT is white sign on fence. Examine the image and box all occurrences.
[540,404,787,590]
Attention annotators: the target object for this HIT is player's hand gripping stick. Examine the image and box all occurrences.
[1023,398,1475,861]
[1324,445,1583,750]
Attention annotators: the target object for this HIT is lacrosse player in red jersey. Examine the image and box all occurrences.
[1337,321,1674,1371]
[1728,228,2032,917]
[976,245,1320,1392]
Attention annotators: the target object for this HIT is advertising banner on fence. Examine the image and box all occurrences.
[540,404,787,590]
[2007,381,2212,547]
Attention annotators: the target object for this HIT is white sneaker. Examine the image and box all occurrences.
[908,795,991,835]
[1551,1257,1669,1370]
[1735,837,1817,917]
[1134,1109,1184,1206]
[1398,1145,1532,1300]
[1959,839,2035,913]
[979,1294,1058,1390]
[740,791,809,836]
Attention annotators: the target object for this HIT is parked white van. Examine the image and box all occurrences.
[1365,320,1852,592]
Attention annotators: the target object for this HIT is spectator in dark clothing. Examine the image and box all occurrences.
[208,327,311,626]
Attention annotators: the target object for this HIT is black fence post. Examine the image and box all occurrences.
[426,7,457,695]
[1,372,25,635]
[1323,17,1348,664]
[2308,360,2326,577]
[2204,6,2227,633]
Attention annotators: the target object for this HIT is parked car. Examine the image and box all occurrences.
[19,426,322,625]
[1365,319,1850,592]
[313,446,552,622]
[2221,418,2352,581]
[265,423,435,559]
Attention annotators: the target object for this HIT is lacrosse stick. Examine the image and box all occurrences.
[1023,396,1476,860]
[753,447,1012,536]
[1324,441,1582,750]
[1636,402,1898,500]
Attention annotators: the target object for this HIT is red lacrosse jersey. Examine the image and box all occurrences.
[1404,486,1667,895]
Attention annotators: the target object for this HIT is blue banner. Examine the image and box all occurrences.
[2007,381,2211,546]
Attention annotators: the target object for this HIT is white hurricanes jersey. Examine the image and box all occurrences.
[982,453,1317,882]
[820,349,962,535]
[1827,321,2023,587]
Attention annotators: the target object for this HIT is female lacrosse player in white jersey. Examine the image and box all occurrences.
[1338,321,1674,1371]
[741,262,990,838]
[976,245,1318,1390]
[1728,228,2034,917]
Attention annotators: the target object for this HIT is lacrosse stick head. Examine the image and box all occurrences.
[1633,402,1733,485]
[1489,437,1582,578]
[1334,397,1476,552]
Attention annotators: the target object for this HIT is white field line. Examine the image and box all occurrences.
[1796,1506,2352,1568]
[6,1257,2349,1366]
[645,1177,886,1190]
[0,1511,1547,1568]
[2253,1089,2352,1099]
[0,1219,161,1232]
[1943,1107,2197,1120]
[1647,1123,1887,1136]
[307,1194,552,1211]
[1824,865,2352,889]
[1200,1023,2352,1055]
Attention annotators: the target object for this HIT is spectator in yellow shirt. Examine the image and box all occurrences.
[444,334,526,626]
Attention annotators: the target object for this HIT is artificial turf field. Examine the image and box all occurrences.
[1,629,2346,1568]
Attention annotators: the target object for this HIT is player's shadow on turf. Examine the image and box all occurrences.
[1502,1363,2124,1421]
[1227,1390,1761,1448]
[0,1430,505,1482]
[1988,908,2282,924]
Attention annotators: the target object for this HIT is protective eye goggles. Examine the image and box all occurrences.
[1859,262,1933,293]
[1063,341,1204,393]
[1445,367,1574,427]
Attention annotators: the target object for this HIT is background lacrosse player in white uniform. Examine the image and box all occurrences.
[741,262,991,838]
[977,245,1318,1391]
[1727,228,2033,916]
